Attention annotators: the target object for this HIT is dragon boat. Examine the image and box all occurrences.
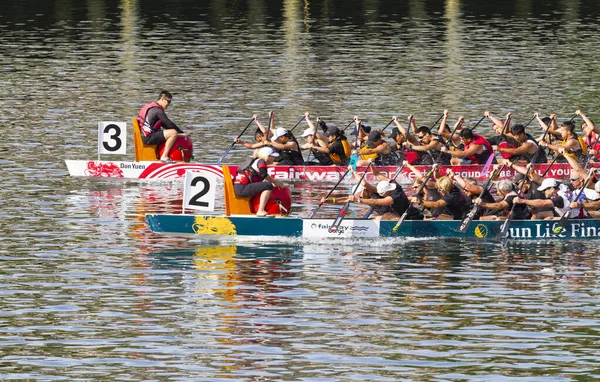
[66,118,594,183]
[145,165,600,241]
[146,213,600,241]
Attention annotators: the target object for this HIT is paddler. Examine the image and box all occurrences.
[493,123,547,164]
[441,128,495,166]
[137,90,188,163]
[409,168,470,220]
[304,113,351,166]
[233,147,285,217]
[356,130,395,166]
[485,111,518,163]
[539,115,587,163]
[474,179,532,220]
[346,165,422,220]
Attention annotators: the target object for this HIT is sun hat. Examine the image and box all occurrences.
[537,178,559,191]
[301,128,315,137]
[258,147,279,157]
[376,180,397,196]
[271,127,287,140]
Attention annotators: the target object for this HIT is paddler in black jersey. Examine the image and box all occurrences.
[493,123,547,164]
[303,113,351,166]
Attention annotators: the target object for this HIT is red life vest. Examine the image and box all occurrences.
[465,134,494,164]
[137,102,164,137]
[585,134,600,161]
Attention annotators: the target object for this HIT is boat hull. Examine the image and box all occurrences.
[67,160,589,183]
[146,213,600,240]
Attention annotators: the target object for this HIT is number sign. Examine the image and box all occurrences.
[98,122,127,155]
[183,170,217,212]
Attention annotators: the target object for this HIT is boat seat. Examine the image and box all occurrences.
[222,165,252,216]
[132,118,158,161]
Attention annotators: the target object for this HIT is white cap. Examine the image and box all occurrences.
[584,188,600,201]
[537,178,559,191]
[271,127,287,140]
[301,128,315,137]
[376,181,397,196]
[595,181,600,193]
[258,147,279,158]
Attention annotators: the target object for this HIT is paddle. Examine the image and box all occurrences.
[362,163,406,219]
[288,115,306,133]
[341,120,356,133]
[498,164,534,237]
[307,168,352,219]
[456,165,504,233]
[392,165,435,233]
[380,118,395,133]
[218,117,255,164]
[329,162,372,233]
[523,114,536,128]
[265,112,274,142]
[446,116,465,147]
[552,168,596,235]
[430,113,444,131]
[471,115,486,130]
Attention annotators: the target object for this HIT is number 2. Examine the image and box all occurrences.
[189,176,210,207]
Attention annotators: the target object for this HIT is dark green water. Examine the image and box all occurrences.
[3,0,600,380]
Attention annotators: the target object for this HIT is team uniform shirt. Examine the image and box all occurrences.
[441,187,469,220]
[504,192,533,220]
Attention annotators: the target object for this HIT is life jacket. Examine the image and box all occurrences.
[585,134,600,161]
[329,137,351,165]
[234,157,261,185]
[561,136,587,162]
[359,144,378,161]
[494,135,517,159]
[137,102,164,137]
[465,134,494,164]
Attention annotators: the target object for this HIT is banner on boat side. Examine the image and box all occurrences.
[302,219,380,238]
[98,122,127,155]
[183,170,217,213]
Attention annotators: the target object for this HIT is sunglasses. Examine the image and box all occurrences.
[417,135,426,139]
[570,177,581,181]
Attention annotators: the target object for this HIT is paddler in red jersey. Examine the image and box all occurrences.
[137,90,187,163]
[441,128,496,165]
[233,147,285,217]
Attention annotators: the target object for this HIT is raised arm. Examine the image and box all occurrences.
[447,169,483,195]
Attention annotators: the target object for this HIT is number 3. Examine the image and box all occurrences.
[103,124,122,152]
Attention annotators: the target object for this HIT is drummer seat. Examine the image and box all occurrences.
[132,118,158,161]
[221,165,252,216]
